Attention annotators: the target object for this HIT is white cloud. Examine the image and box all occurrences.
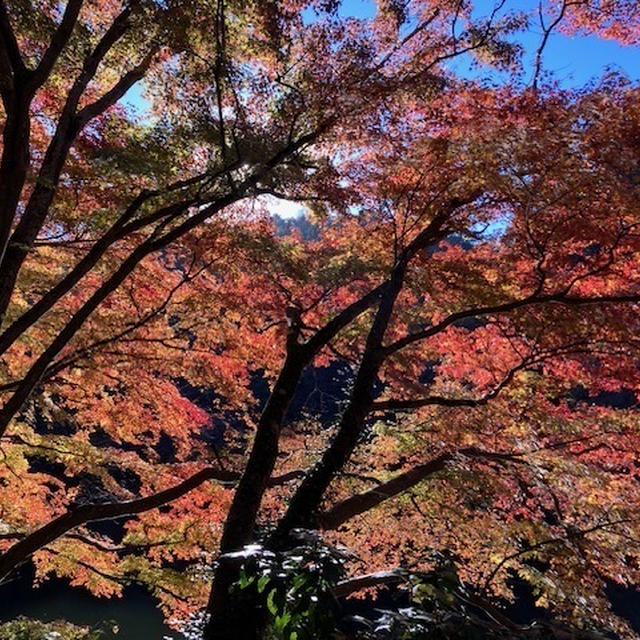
[259,195,306,219]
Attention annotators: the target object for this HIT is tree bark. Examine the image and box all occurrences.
[271,274,401,538]
[202,203,463,639]
[203,286,387,640]
[0,123,80,316]
[0,93,30,268]
[0,2,150,321]
[203,347,307,640]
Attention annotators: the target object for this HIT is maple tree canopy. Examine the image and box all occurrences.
[1,1,640,639]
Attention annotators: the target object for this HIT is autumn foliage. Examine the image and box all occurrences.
[1,1,640,639]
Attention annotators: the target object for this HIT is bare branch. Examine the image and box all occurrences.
[532,0,582,88]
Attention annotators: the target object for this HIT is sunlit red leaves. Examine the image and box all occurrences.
[2,0,640,633]
[559,0,640,45]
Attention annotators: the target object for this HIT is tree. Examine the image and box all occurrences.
[1,1,640,639]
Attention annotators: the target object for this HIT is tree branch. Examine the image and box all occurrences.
[304,283,388,354]
[0,466,235,581]
[76,46,158,126]
[371,361,526,411]
[482,517,637,595]
[0,465,304,581]
[31,0,83,89]
[319,448,525,530]
[0,1,145,320]
[333,569,406,598]
[0,1,23,75]
[0,129,324,437]
[272,198,474,540]
[385,291,640,355]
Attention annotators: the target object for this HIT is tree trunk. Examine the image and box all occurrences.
[202,277,390,639]
[204,555,268,640]
[203,348,307,640]
[272,266,406,542]
[0,94,30,276]
[0,119,79,319]
[270,201,461,541]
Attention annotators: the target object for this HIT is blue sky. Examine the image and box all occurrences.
[124,0,639,218]
[294,0,639,217]
[126,0,639,113]
[337,0,639,86]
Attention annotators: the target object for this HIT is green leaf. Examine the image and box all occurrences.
[257,575,270,594]
[266,588,279,616]
[274,611,291,633]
